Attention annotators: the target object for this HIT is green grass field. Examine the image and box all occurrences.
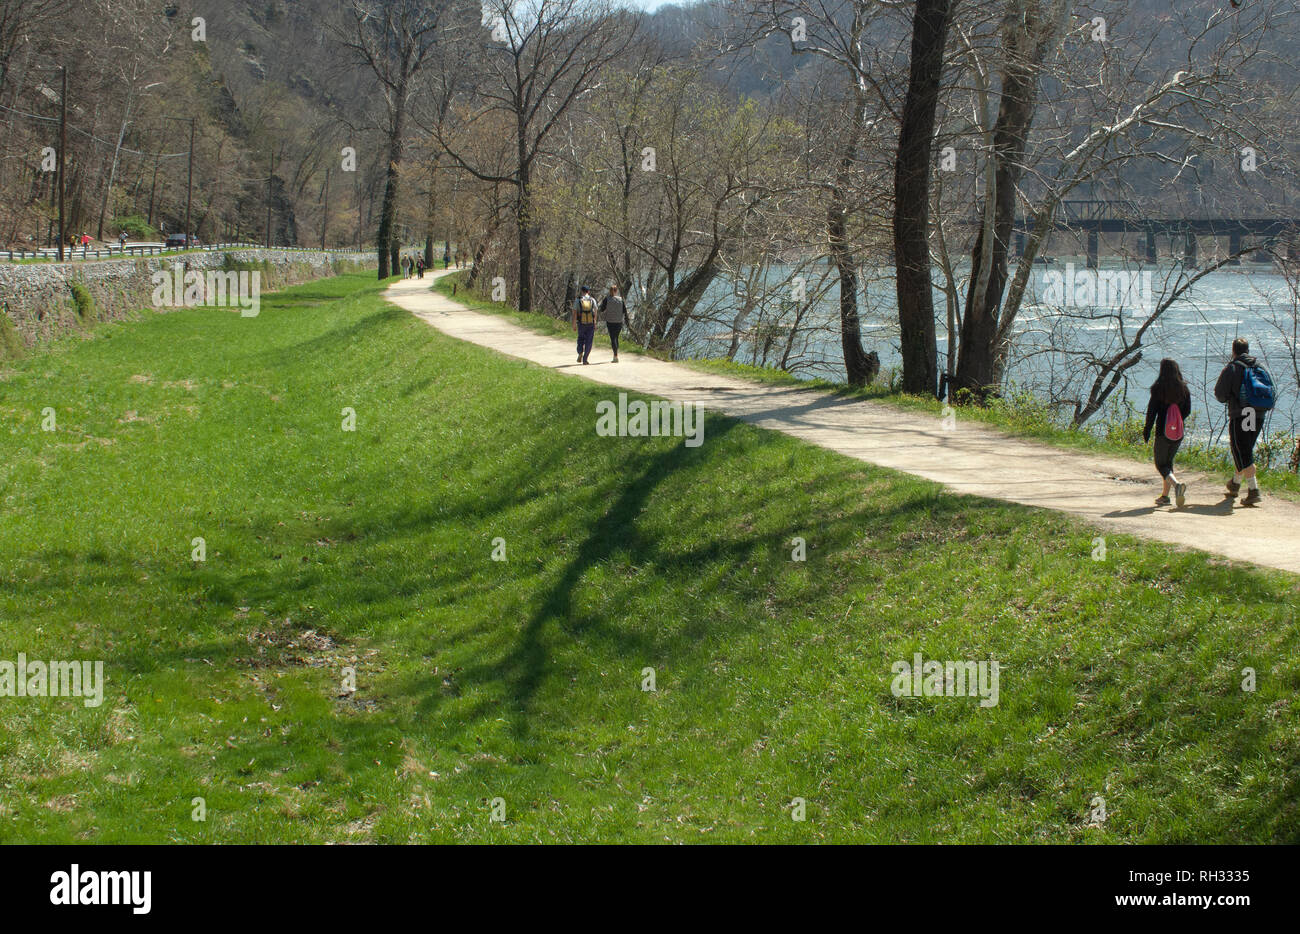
[1,272,1297,842]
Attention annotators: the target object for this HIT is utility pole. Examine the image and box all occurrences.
[321,166,330,250]
[57,65,67,261]
[265,147,275,248]
[184,118,194,244]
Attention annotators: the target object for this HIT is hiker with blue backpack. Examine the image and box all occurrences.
[1214,337,1275,507]
[1144,358,1193,508]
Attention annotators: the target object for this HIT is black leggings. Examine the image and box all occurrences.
[606,322,622,355]
[1153,435,1181,478]
[1229,414,1261,470]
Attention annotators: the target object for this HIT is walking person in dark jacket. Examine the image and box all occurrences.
[1214,338,1270,506]
[599,284,626,363]
[1143,358,1192,507]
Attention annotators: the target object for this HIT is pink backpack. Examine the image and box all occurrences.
[1164,403,1184,441]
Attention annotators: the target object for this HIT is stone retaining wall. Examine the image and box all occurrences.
[0,249,374,359]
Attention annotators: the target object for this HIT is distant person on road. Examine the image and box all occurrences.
[118,231,128,251]
[573,285,598,365]
[1143,358,1192,508]
[1215,337,1275,506]
[599,283,626,363]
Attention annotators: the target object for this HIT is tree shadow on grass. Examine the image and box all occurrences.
[432,419,743,736]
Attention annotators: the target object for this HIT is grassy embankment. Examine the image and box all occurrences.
[1,271,1296,842]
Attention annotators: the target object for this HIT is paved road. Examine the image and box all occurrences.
[387,272,1300,576]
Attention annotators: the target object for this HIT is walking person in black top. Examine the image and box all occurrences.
[1214,338,1269,506]
[1143,358,1192,508]
[599,284,626,363]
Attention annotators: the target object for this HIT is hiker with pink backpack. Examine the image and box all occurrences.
[1143,358,1193,508]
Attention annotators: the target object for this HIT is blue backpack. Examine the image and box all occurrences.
[1237,360,1276,411]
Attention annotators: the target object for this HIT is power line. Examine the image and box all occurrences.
[0,102,190,159]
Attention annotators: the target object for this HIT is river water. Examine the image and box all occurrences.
[672,258,1300,444]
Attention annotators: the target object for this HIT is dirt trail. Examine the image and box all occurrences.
[388,273,1300,576]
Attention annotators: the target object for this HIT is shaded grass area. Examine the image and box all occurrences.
[1,271,1298,842]
[433,273,1299,500]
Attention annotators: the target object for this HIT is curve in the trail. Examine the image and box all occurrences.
[388,271,1300,576]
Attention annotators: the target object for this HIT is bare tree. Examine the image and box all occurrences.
[338,0,453,278]
[748,0,902,387]
[947,1,1292,399]
[952,0,1069,398]
[437,0,637,311]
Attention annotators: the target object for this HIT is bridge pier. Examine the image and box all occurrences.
[1184,231,1197,266]
[1228,232,1242,265]
[1087,230,1099,269]
[1145,228,1157,264]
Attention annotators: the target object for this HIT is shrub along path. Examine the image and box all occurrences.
[390,272,1300,576]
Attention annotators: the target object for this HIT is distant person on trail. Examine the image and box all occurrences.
[1214,337,1275,506]
[599,284,626,363]
[443,247,451,269]
[1143,358,1192,508]
[573,285,598,365]
[416,256,425,279]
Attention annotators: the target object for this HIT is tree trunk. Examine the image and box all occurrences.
[466,212,501,291]
[892,0,952,398]
[563,273,576,318]
[423,160,437,268]
[829,192,877,387]
[516,145,532,311]
[97,93,132,241]
[375,82,407,279]
[830,87,877,388]
[954,2,1048,399]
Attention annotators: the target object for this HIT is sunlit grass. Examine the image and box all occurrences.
[1,271,1297,842]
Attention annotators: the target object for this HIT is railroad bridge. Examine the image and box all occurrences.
[1006,200,1300,267]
